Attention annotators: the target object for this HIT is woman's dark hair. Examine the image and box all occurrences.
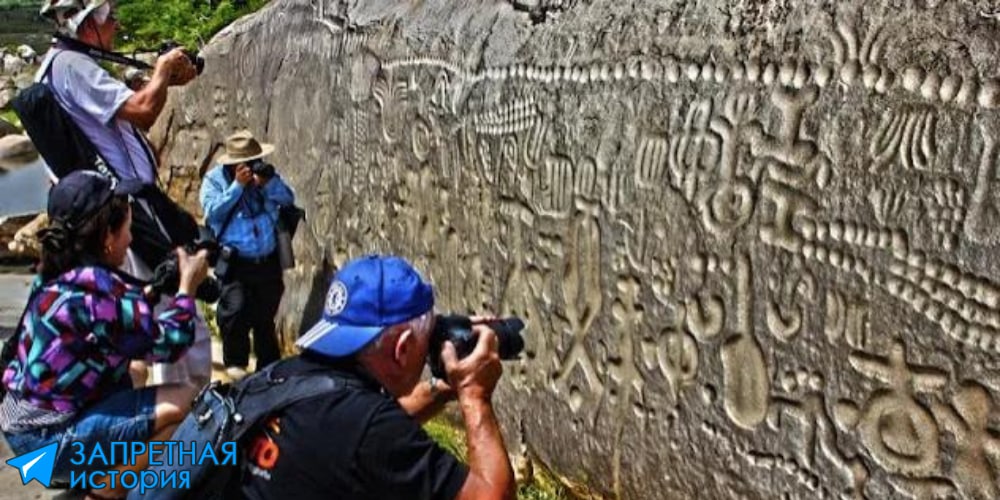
[38,196,130,281]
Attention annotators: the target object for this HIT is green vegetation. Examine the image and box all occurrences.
[198,300,220,338]
[0,1,36,9]
[424,416,569,500]
[0,110,22,129]
[115,0,270,50]
[0,2,49,51]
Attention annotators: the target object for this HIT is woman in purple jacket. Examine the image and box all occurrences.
[0,171,210,499]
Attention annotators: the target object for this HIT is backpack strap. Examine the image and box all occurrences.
[181,359,361,499]
[188,358,360,446]
[35,49,116,180]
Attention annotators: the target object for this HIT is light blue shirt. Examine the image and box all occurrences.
[38,48,156,184]
[199,164,295,259]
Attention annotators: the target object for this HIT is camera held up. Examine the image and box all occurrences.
[148,226,222,303]
[248,159,276,178]
[158,40,205,75]
[427,315,526,379]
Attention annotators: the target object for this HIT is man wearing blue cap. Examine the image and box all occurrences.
[237,254,515,499]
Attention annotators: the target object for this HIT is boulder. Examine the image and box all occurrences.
[0,135,38,171]
[154,1,1000,498]
[0,119,17,139]
[0,88,14,110]
[6,213,45,259]
[16,45,37,63]
[2,54,26,76]
[0,213,40,262]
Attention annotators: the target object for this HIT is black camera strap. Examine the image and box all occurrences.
[52,34,152,70]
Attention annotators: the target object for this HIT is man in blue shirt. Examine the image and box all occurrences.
[200,131,295,380]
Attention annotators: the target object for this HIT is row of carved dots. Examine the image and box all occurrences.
[477,57,1000,108]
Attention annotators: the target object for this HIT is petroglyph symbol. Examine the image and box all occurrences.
[608,276,650,419]
[668,99,721,202]
[473,97,539,136]
[824,290,869,349]
[534,155,574,216]
[634,134,669,189]
[747,86,831,189]
[869,187,909,226]
[411,116,434,162]
[430,70,460,115]
[929,381,1000,499]
[698,93,758,234]
[923,178,965,251]
[761,179,818,253]
[575,157,598,201]
[965,118,1000,245]
[768,369,869,497]
[720,253,769,430]
[552,211,604,409]
[685,294,724,342]
[869,107,938,172]
[372,70,408,144]
[845,340,947,477]
[522,119,550,169]
[655,326,699,407]
[765,257,816,343]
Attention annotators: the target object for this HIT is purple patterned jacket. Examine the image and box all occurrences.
[2,266,196,413]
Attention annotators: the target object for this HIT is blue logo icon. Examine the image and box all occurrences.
[6,441,58,487]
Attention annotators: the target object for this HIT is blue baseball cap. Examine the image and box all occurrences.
[296,255,435,357]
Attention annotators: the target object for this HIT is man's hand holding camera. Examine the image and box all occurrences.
[441,323,503,403]
[176,247,210,297]
[233,161,277,187]
[438,317,516,500]
[155,47,198,87]
[234,163,254,186]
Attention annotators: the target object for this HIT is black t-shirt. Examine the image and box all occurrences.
[238,355,469,500]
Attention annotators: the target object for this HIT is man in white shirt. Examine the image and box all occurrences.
[38,0,212,386]
[38,0,201,270]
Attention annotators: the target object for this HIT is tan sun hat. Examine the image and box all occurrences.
[216,130,275,165]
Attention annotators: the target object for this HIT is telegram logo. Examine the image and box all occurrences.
[6,441,58,487]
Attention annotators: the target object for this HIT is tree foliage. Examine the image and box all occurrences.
[115,0,269,50]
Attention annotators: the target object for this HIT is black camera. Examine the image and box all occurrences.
[159,41,204,75]
[148,227,222,303]
[427,315,526,379]
[248,159,275,178]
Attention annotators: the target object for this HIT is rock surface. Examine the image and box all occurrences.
[0,214,39,262]
[155,1,1000,498]
[0,119,18,139]
[0,134,38,171]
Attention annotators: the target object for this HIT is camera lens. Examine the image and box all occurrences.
[491,318,525,359]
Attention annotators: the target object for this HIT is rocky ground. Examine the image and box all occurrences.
[0,273,52,499]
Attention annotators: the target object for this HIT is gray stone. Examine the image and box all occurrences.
[16,45,36,63]
[0,135,38,171]
[155,1,1000,498]
[0,89,13,111]
[2,54,25,76]
[0,119,17,139]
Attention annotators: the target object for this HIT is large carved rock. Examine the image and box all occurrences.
[156,1,1000,498]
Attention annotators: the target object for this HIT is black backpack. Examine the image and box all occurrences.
[13,49,200,270]
[11,50,113,179]
[130,359,353,500]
